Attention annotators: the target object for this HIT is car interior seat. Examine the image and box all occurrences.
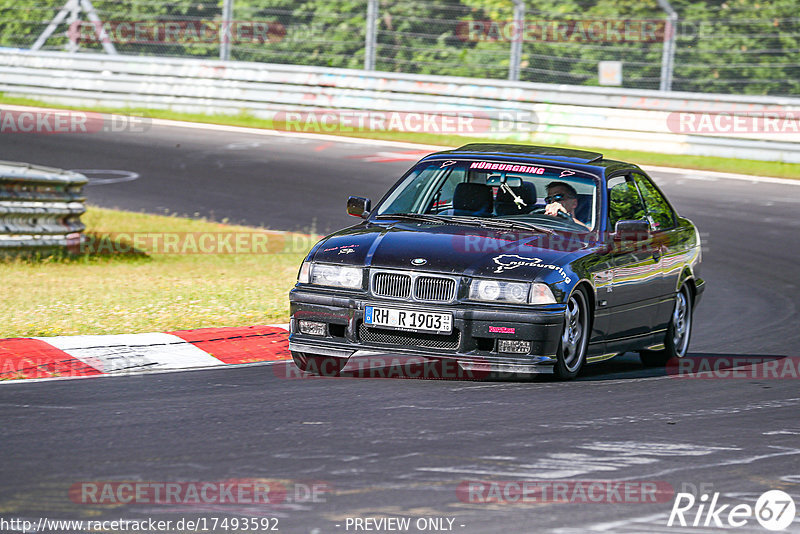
[452,182,493,217]
[495,181,537,216]
[574,193,592,224]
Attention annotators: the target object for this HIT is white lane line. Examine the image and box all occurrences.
[0,403,78,409]
[612,446,800,483]
[553,512,669,533]
[416,441,740,481]
[417,453,661,480]
[643,164,800,186]
[71,168,140,185]
[581,442,741,456]
[539,397,800,430]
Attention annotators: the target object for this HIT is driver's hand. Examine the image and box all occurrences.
[545,202,568,217]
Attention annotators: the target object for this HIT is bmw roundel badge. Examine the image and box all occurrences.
[411,258,427,266]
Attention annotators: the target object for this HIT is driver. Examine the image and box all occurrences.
[544,181,588,228]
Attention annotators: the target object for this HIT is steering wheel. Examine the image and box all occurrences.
[532,207,572,221]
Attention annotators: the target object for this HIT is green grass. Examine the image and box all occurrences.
[2,93,799,180]
[0,207,317,337]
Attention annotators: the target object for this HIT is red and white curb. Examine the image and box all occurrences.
[0,325,291,383]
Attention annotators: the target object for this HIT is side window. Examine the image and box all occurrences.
[632,173,675,231]
[607,176,646,229]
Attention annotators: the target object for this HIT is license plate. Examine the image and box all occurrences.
[365,306,452,333]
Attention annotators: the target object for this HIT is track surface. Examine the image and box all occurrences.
[2,123,800,533]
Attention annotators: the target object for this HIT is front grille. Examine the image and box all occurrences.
[359,323,461,350]
[371,270,457,302]
[372,272,412,299]
[415,276,456,302]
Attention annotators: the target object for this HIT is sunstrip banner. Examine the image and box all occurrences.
[469,161,546,173]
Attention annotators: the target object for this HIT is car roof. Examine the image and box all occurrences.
[421,143,639,176]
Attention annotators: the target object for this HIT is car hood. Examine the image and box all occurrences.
[311,221,591,283]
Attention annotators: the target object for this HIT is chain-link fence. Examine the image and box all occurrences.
[1,0,798,96]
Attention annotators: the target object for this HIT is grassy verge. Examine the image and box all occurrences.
[2,93,799,180]
[0,207,315,337]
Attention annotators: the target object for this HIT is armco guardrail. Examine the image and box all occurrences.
[0,50,799,163]
[0,161,87,252]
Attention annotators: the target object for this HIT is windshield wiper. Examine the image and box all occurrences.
[449,216,557,235]
[374,213,557,236]
[373,213,452,224]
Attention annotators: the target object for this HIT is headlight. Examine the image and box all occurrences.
[302,262,363,289]
[469,279,556,305]
[470,279,528,304]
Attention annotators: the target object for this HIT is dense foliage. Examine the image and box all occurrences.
[1,0,796,95]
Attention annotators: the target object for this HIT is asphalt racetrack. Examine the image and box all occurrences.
[2,121,800,533]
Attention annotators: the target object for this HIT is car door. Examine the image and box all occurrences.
[631,172,681,332]
[605,175,662,340]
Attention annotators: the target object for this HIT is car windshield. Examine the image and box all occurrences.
[374,159,600,231]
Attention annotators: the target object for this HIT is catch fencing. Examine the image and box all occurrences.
[2,0,799,95]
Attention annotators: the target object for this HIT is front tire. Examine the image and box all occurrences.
[640,285,693,367]
[554,288,590,380]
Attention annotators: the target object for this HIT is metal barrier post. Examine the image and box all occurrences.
[220,0,234,61]
[657,0,678,91]
[32,0,117,55]
[364,0,378,71]
[508,0,525,81]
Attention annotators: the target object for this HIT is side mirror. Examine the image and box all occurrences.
[614,219,650,241]
[347,196,371,218]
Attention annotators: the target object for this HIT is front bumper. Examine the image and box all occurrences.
[289,288,565,375]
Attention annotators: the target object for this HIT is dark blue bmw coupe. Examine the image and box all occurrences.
[289,144,704,380]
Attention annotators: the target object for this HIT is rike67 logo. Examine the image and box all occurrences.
[668,490,796,531]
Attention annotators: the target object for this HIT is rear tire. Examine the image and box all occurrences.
[291,351,345,377]
[554,288,590,380]
[639,285,693,367]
